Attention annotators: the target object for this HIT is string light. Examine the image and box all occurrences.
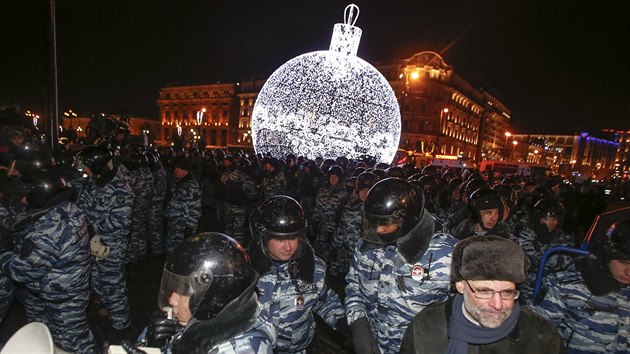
[251,4,400,163]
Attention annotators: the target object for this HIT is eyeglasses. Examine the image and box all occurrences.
[465,281,520,300]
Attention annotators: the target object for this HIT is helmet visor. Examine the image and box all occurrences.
[157,268,213,315]
[361,212,403,245]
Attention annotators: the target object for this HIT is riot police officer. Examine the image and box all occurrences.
[145,232,276,354]
[249,195,346,353]
[0,169,97,353]
[531,219,630,352]
[75,145,135,340]
[345,177,456,354]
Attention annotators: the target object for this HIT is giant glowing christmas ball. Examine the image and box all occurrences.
[251,5,400,163]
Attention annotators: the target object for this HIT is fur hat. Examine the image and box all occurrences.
[451,235,528,284]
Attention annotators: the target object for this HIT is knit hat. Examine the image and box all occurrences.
[451,235,528,284]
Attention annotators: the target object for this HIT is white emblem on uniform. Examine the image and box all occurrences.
[411,264,425,281]
[295,295,305,310]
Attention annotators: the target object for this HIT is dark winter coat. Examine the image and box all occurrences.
[400,297,566,354]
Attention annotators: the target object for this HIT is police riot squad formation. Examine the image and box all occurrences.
[1,112,630,353]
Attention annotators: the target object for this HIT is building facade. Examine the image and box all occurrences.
[601,129,630,178]
[375,51,511,162]
[512,133,619,178]
[156,84,239,147]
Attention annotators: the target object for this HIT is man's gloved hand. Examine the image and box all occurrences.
[146,311,177,348]
[120,340,148,354]
[350,317,381,354]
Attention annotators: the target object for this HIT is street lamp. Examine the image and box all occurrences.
[196,108,205,147]
[511,140,518,161]
[504,131,512,160]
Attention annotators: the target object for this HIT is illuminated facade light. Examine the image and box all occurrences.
[251,4,400,163]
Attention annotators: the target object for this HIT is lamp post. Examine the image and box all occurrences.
[196,108,206,149]
[511,140,518,161]
[504,131,511,160]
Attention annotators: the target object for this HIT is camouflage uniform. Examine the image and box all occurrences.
[165,174,202,254]
[164,299,276,354]
[221,169,259,244]
[311,183,348,261]
[329,197,363,277]
[0,272,12,322]
[77,167,134,330]
[512,226,575,300]
[204,313,276,354]
[260,169,287,201]
[0,201,98,353]
[345,233,456,354]
[127,166,154,262]
[147,165,168,255]
[255,248,345,353]
[529,260,630,353]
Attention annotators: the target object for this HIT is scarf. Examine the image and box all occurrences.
[446,293,520,354]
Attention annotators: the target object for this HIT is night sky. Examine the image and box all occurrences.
[1,0,628,134]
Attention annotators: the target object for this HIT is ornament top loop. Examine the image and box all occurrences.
[344,4,360,26]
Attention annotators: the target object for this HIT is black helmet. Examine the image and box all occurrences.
[534,198,565,219]
[122,149,149,170]
[74,145,112,175]
[493,184,516,211]
[421,165,439,178]
[20,169,69,210]
[557,182,575,199]
[446,177,463,195]
[252,196,307,259]
[593,219,630,263]
[469,188,504,223]
[237,159,251,174]
[352,166,366,177]
[362,177,424,245]
[386,166,405,179]
[320,158,336,174]
[328,165,345,180]
[530,186,552,205]
[401,163,417,179]
[371,169,387,182]
[256,196,305,240]
[53,151,76,168]
[9,145,56,176]
[441,169,458,183]
[375,162,390,170]
[462,178,489,201]
[356,171,377,191]
[416,175,440,198]
[106,117,130,137]
[158,232,258,322]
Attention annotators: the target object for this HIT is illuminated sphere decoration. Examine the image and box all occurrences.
[251,4,401,163]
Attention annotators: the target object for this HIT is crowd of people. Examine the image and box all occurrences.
[0,114,629,354]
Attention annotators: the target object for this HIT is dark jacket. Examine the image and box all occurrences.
[400,297,566,354]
